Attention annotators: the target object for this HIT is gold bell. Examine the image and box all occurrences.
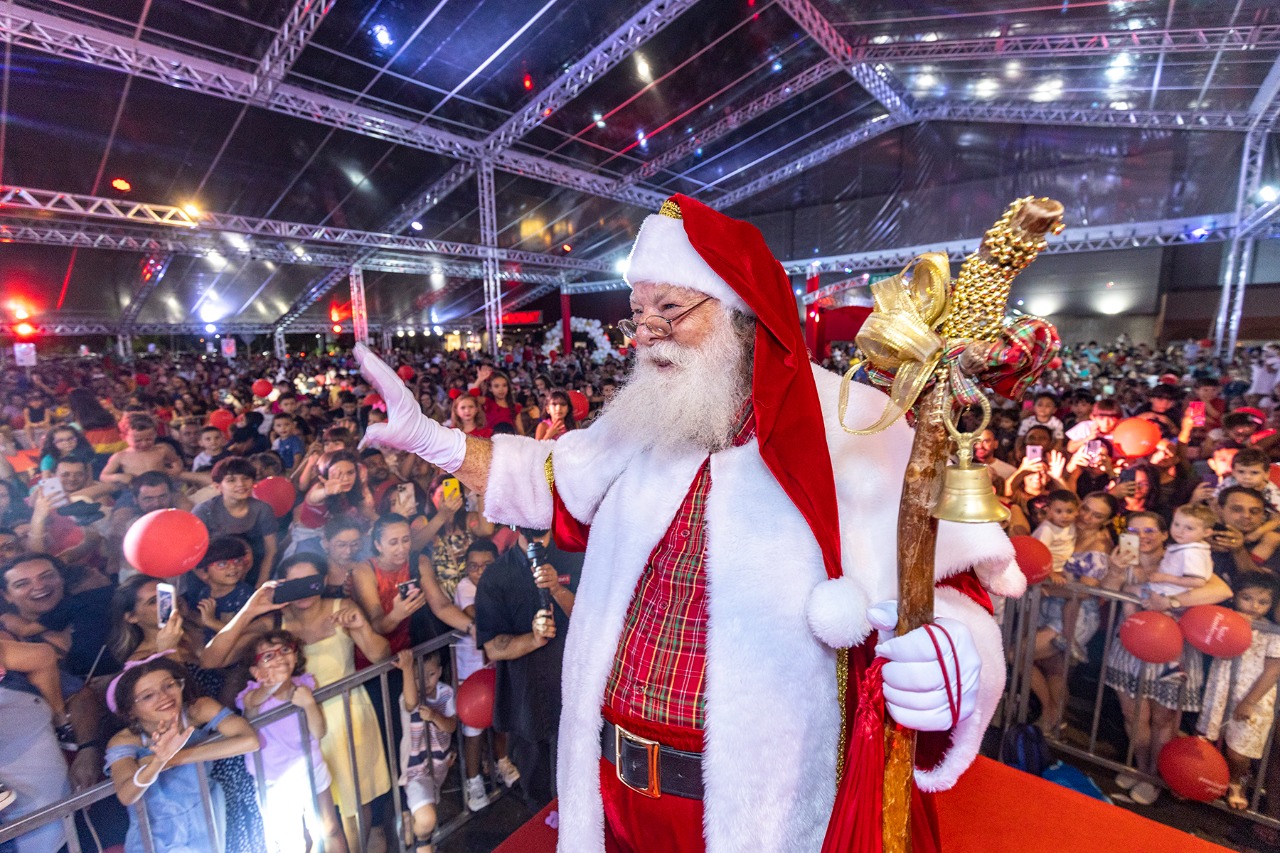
[932,402,1010,524]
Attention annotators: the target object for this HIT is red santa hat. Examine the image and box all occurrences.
[624,195,843,582]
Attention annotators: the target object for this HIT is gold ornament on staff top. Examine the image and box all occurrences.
[942,196,1064,342]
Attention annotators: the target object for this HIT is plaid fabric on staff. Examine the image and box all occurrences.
[603,404,756,732]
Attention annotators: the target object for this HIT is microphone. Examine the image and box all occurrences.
[527,539,552,612]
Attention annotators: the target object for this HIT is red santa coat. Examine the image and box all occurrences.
[484,365,1025,853]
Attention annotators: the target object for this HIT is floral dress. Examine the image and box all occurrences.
[1197,621,1280,758]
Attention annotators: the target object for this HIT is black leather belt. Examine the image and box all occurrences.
[601,721,703,800]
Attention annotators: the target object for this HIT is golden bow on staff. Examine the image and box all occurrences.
[824,197,1065,853]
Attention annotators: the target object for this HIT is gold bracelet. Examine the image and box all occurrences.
[543,453,555,492]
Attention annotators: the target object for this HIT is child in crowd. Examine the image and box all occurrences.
[193,425,229,473]
[100,414,184,485]
[0,638,78,749]
[1146,503,1216,599]
[1018,392,1066,444]
[238,630,347,853]
[271,415,305,472]
[184,536,255,636]
[1197,574,1280,810]
[1217,448,1280,539]
[397,649,457,853]
[454,540,518,812]
[1034,490,1079,581]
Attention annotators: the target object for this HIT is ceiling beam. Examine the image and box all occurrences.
[709,102,1255,211]
[791,213,1237,286]
[776,0,913,117]
[0,185,611,273]
[0,217,570,284]
[844,24,1280,64]
[251,0,335,101]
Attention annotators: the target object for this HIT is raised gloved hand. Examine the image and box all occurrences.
[867,601,981,732]
[354,343,467,472]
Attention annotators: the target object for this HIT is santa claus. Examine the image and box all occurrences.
[356,195,1024,852]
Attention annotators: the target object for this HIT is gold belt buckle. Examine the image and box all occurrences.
[614,724,661,799]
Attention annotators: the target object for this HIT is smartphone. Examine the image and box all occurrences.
[1086,439,1102,462]
[397,482,416,508]
[156,582,176,629]
[441,477,461,502]
[1117,533,1140,565]
[1187,400,1206,428]
[397,580,419,599]
[39,476,69,508]
[272,575,324,604]
[1025,445,1044,463]
[1119,466,1138,483]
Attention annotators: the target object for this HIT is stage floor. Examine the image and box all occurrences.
[485,757,1234,853]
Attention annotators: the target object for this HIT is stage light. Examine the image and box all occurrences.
[562,244,572,253]
[1189,226,1210,241]
[204,323,216,334]
[332,324,342,334]
[372,24,393,47]
[330,307,340,322]
[111,178,132,192]
[522,73,533,91]
[407,330,416,337]
[15,322,34,337]
[1259,185,1279,203]
[593,112,606,129]
[182,203,201,217]
[410,221,424,231]
[614,258,630,276]
[396,330,405,338]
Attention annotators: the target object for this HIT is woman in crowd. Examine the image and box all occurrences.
[21,393,53,451]
[422,485,495,601]
[289,450,374,555]
[1031,492,1119,733]
[38,426,96,477]
[201,555,392,851]
[105,655,259,853]
[1100,510,1232,805]
[351,513,476,653]
[319,516,365,598]
[66,388,126,457]
[534,389,577,441]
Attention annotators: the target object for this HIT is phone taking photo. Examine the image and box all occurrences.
[1025,445,1044,463]
[1086,439,1102,463]
[156,582,176,629]
[441,477,461,502]
[397,580,419,599]
[272,575,324,604]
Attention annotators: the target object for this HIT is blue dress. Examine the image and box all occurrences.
[105,707,231,853]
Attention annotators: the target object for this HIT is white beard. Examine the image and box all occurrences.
[598,311,751,454]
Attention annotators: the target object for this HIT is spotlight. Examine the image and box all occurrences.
[111,178,132,192]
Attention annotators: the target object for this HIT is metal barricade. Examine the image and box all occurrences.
[1000,581,1280,831]
[0,631,493,852]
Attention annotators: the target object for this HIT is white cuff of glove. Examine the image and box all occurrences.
[355,343,469,472]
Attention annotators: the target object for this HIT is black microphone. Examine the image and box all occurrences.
[527,539,552,612]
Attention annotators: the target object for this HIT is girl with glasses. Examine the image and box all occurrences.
[106,655,259,853]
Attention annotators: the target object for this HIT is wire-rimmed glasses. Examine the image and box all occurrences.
[618,296,711,340]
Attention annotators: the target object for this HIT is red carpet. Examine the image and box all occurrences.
[493,757,1231,852]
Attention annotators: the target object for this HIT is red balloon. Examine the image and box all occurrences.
[1112,417,1161,458]
[1197,338,1213,348]
[134,373,150,387]
[396,365,415,381]
[468,387,482,397]
[1158,736,1229,802]
[457,667,496,729]
[123,509,209,578]
[362,393,383,408]
[1048,357,1063,370]
[1119,610,1184,664]
[618,346,629,357]
[252,379,273,398]
[1179,605,1252,658]
[568,390,589,421]
[503,354,514,364]
[208,409,235,434]
[253,476,297,519]
[1009,535,1053,585]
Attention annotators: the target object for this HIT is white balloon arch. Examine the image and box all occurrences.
[541,317,617,363]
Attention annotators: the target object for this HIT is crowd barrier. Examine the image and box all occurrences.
[999,581,1280,830]
[0,632,482,853]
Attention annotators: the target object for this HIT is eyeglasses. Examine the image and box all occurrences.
[135,678,184,706]
[254,645,296,665]
[618,297,711,340]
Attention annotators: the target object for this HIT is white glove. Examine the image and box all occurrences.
[867,601,981,732]
[354,343,467,472]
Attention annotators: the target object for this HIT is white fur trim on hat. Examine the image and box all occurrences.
[624,213,752,315]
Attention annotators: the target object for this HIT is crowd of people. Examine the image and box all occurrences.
[0,342,602,853]
[0,333,1278,852]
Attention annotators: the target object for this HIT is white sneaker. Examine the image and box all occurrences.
[1129,781,1160,805]
[0,782,14,811]
[465,775,490,812]
[496,756,521,788]
[1115,772,1139,790]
